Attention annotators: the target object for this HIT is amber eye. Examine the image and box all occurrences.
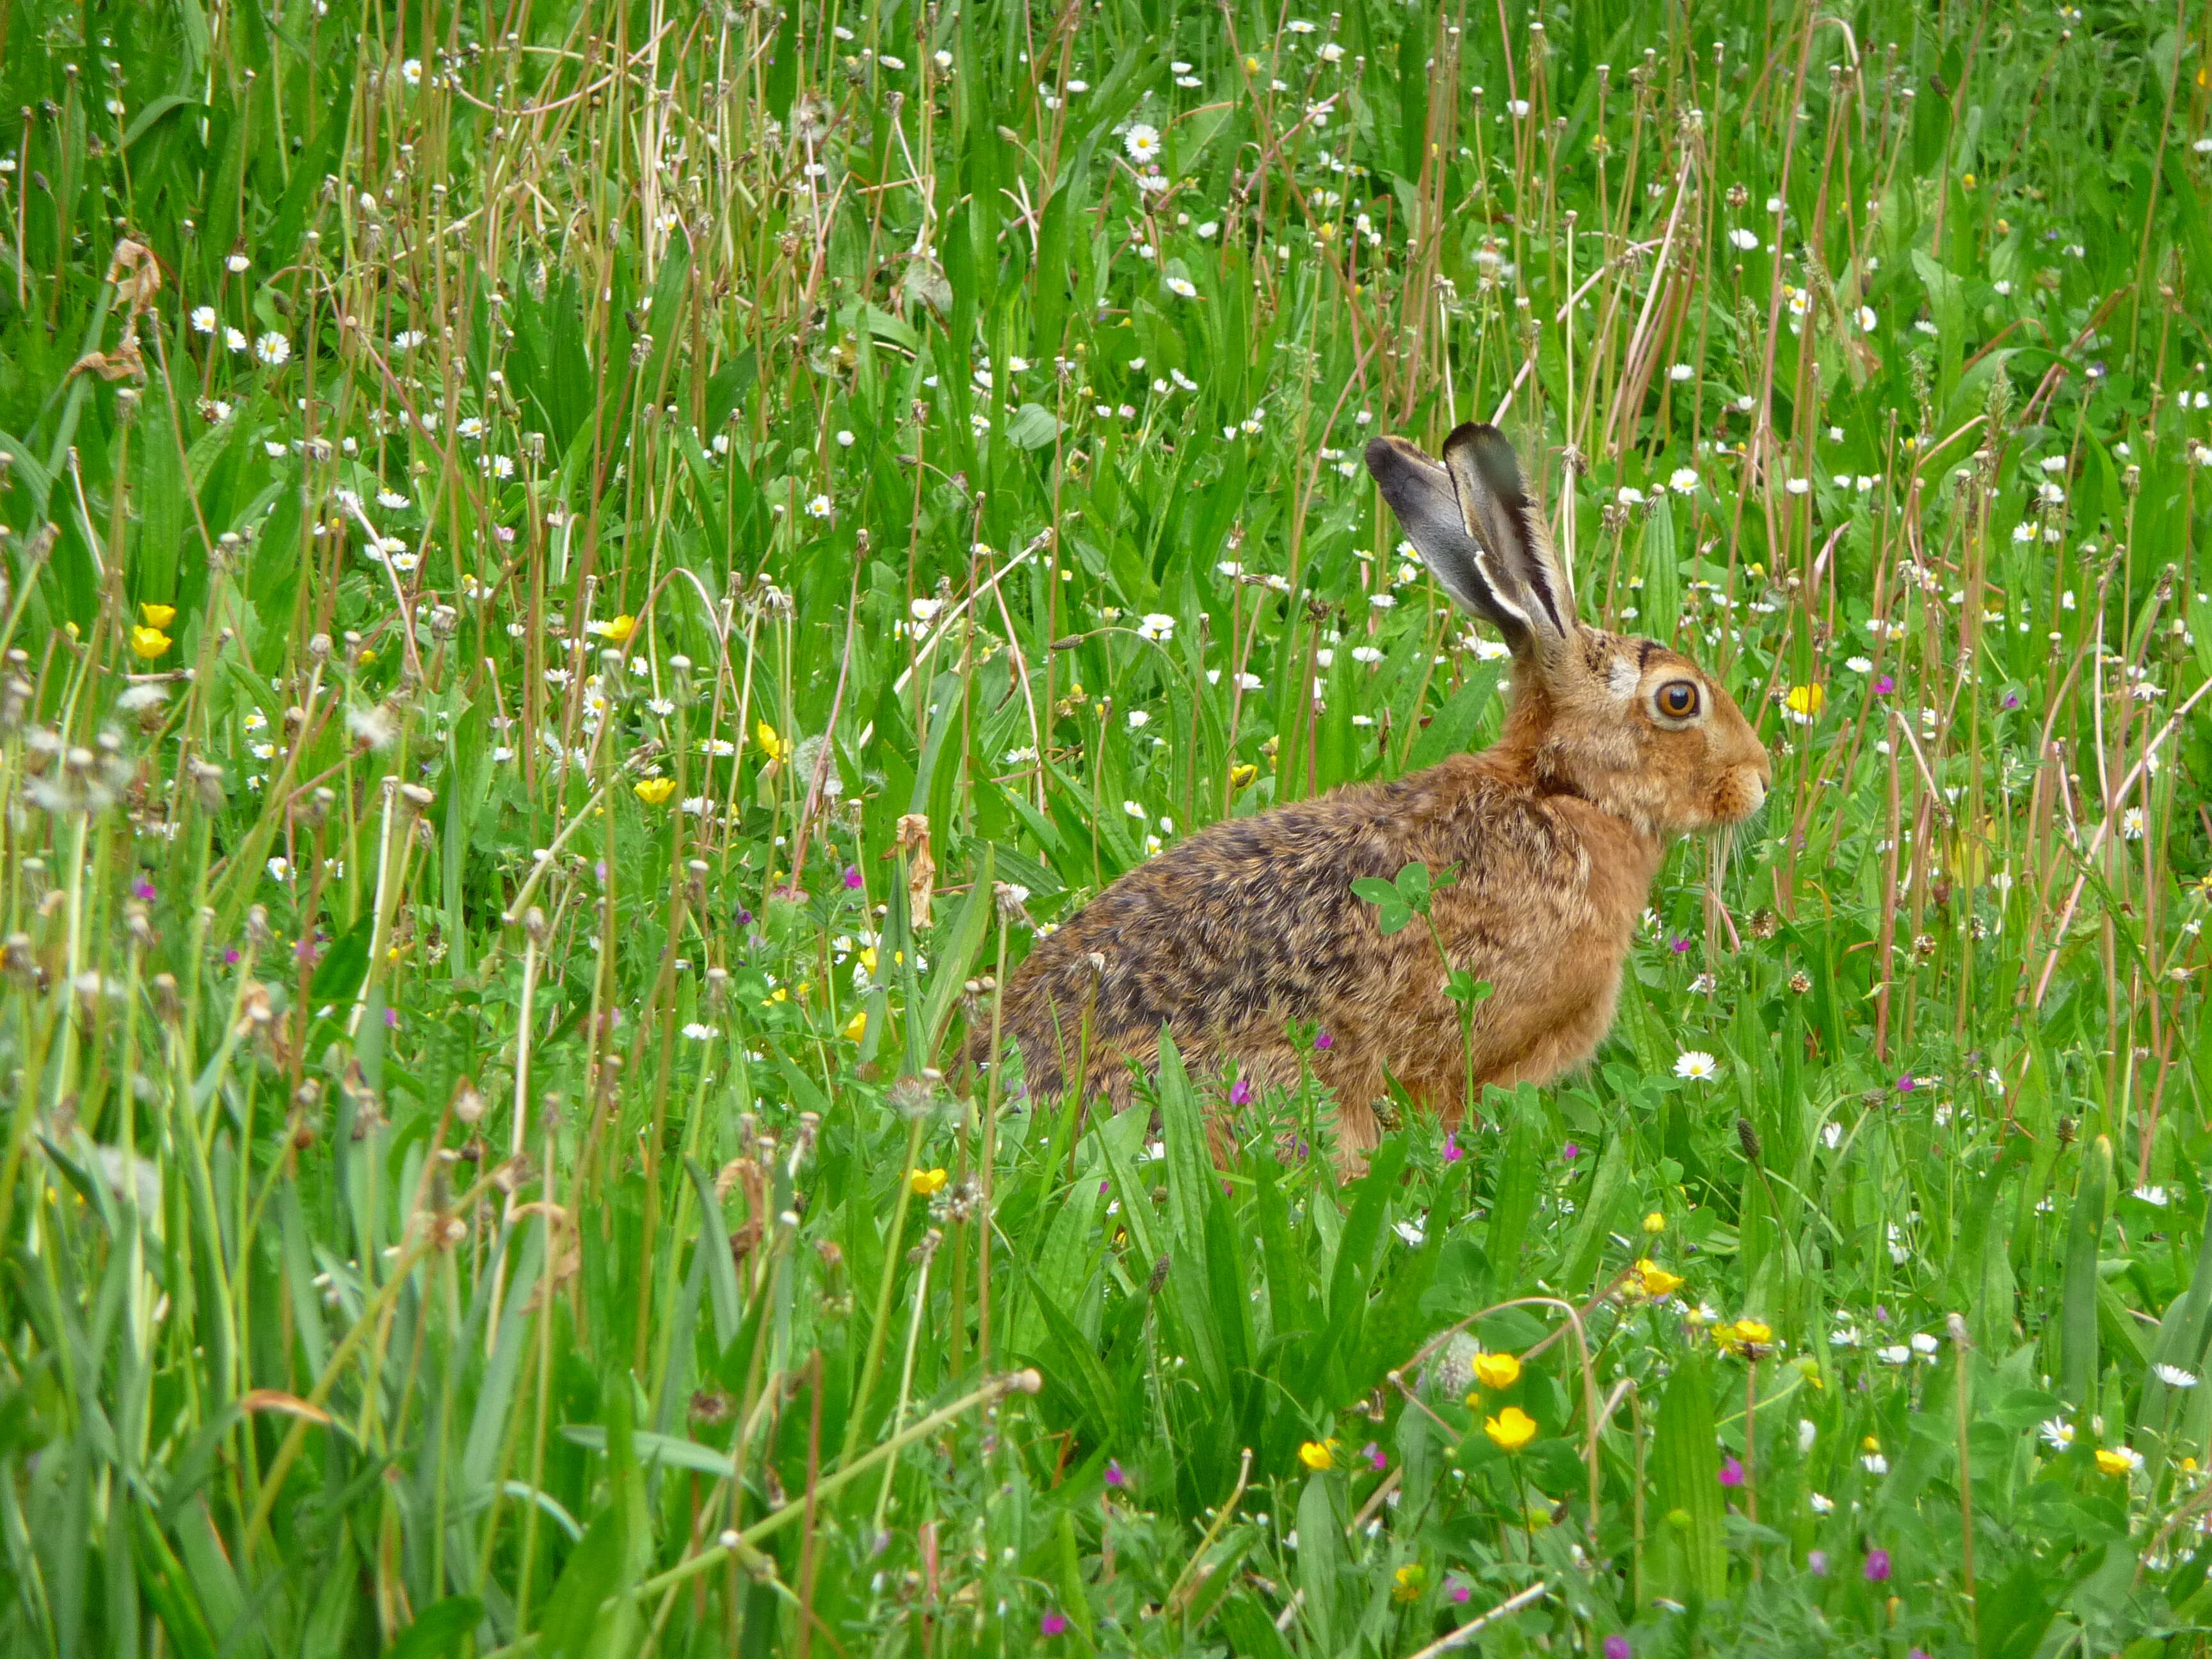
[1656,680,1700,719]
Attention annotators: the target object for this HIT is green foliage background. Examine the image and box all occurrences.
[3,0,2212,1654]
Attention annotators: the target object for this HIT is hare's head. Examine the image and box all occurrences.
[1367,423,1770,840]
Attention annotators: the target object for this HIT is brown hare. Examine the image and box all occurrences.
[983,423,1770,1154]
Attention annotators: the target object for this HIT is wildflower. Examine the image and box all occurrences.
[634,778,676,806]
[1809,1491,1834,1514]
[1861,1452,1889,1474]
[1784,684,1824,721]
[1669,467,1699,493]
[1363,1442,1388,1471]
[1121,122,1163,164]
[842,1009,868,1041]
[1864,1549,1891,1582]
[1674,1050,1718,1080]
[805,494,833,519]
[1636,1260,1684,1298]
[1473,1351,1521,1390]
[910,1167,949,1196]
[190,305,217,334]
[1605,1640,1632,1659]
[2156,1365,2199,1389]
[1166,275,1198,299]
[1313,1031,1333,1050]
[601,614,637,645]
[224,326,249,353]
[1718,1455,1745,1487]
[1136,612,1176,641]
[1726,227,1760,250]
[1103,1459,1127,1487]
[682,1022,714,1041]
[1442,1130,1464,1163]
[1127,710,1150,730]
[129,625,172,660]
[2096,1446,2144,1477]
[140,602,177,629]
[1484,1406,1538,1452]
[1041,1610,1070,1637]
[1229,763,1258,790]
[1391,1563,1425,1603]
[755,721,790,763]
[1642,1211,1666,1235]
[1669,363,1694,382]
[2120,807,2145,841]
[1297,1439,1337,1470]
[2039,1416,2074,1450]
[1871,673,1895,695]
[253,333,291,367]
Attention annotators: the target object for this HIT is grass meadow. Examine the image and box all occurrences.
[4,0,2212,1652]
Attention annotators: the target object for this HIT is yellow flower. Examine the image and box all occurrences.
[842,1009,867,1041]
[768,986,789,1004]
[1391,1564,1426,1603]
[1297,1439,1336,1471]
[129,625,172,660]
[602,613,636,645]
[1472,1351,1521,1390]
[755,721,790,763]
[910,1167,949,1196]
[1960,172,1977,191]
[1784,684,1824,718]
[859,946,879,974]
[1229,763,1258,790]
[2184,1457,2200,1473]
[1484,1407,1538,1452]
[2094,1447,2140,1477]
[634,777,676,805]
[1635,1259,1684,1298]
[1642,1212,1667,1235]
[1861,1435,1882,1453]
[139,602,176,628]
[1733,1318,1773,1345]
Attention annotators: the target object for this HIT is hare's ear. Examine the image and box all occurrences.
[1365,435,1532,650]
[1439,424,1576,645]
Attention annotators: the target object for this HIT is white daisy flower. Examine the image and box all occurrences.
[2156,1365,2199,1389]
[253,333,291,366]
[1674,1050,1718,1080]
[1123,123,1162,164]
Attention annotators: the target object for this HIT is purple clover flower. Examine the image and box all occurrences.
[1718,1455,1745,1487]
[1864,1548,1891,1582]
[1604,1639,1632,1659]
[844,865,863,889]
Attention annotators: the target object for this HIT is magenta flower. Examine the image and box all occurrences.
[1864,1548,1891,1582]
[1668,934,1692,954]
[223,949,241,965]
[1896,1075,1916,1093]
[1448,1580,1472,1604]
[843,865,863,890]
[1442,1130,1464,1163]
[1717,1455,1745,1487]
[1872,674,1895,695]
[1313,1031,1333,1050]
[1807,1550,1828,1576]
[1230,1077,1254,1107]
[132,880,156,902]
[1361,1441,1387,1472]
[1103,1459,1126,1487]
[1604,1638,1632,1659]
[1562,1141,1581,1162]
[1041,1610,1069,1636]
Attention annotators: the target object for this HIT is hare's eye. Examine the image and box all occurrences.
[1656,681,1700,719]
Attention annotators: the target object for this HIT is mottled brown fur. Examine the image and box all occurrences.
[978,425,1769,1153]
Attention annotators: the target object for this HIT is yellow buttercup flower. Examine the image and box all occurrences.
[1642,1211,1667,1235]
[1472,1351,1521,1391]
[910,1167,949,1196]
[602,613,636,645]
[1391,1564,1425,1603]
[755,721,790,763]
[1229,763,1258,790]
[139,602,176,628]
[1784,684,1824,718]
[633,778,676,805]
[1484,1407,1537,1452]
[1635,1259,1685,1298]
[842,1009,867,1041]
[129,625,172,660]
[1733,1318,1773,1345]
[2094,1447,2140,1477]
[1297,1439,1337,1471]
[859,946,879,975]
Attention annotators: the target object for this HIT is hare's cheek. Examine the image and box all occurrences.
[1719,769,1766,820]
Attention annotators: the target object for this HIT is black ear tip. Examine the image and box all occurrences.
[1363,437,1402,477]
